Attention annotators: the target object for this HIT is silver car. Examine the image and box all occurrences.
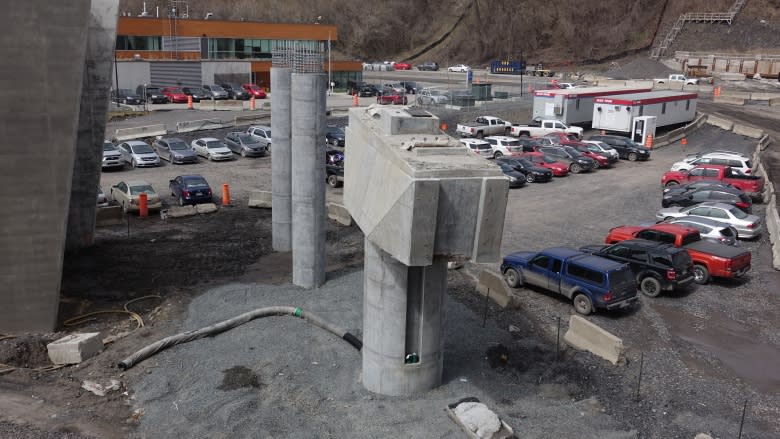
[153,137,198,164]
[655,202,762,239]
[203,84,229,100]
[662,216,738,246]
[117,140,160,168]
[102,140,124,169]
[224,132,268,157]
[581,140,619,160]
[191,137,234,161]
[247,125,272,148]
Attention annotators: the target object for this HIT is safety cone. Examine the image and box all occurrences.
[187,95,193,110]
[139,192,148,218]
[681,136,687,146]
[646,134,654,149]
[353,94,359,107]
[250,96,256,111]
[441,122,448,131]
[222,183,231,206]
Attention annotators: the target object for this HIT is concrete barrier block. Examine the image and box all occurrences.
[732,124,764,139]
[248,190,272,208]
[770,98,780,107]
[327,202,352,226]
[705,114,734,131]
[47,333,103,365]
[476,270,515,308]
[166,205,197,218]
[749,92,780,101]
[713,95,745,106]
[719,91,751,100]
[195,203,218,214]
[95,205,123,226]
[213,100,244,111]
[114,124,166,142]
[714,72,746,81]
[564,315,625,365]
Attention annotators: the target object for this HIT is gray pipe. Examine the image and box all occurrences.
[118,306,361,370]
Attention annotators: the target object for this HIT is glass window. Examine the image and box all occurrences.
[686,100,690,111]
[551,259,562,274]
[116,35,162,51]
[567,264,604,285]
[662,102,667,114]
[708,208,729,219]
[628,249,647,262]
[653,254,672,267]
[530,255,550,269]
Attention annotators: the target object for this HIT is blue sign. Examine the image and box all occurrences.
[467,70,473,85]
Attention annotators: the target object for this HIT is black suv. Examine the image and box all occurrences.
[416,61,439,71]
[136,85,168,104]
[580,239,695,297]
[588,135,651,161]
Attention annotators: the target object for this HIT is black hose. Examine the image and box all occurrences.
[118,306,361,370]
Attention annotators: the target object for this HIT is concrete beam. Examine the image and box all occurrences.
[175,119,232,133]
[271,67,292,251]
[564,315,626,365]
[114,124,167,142]
[732,124,764,139]
[705,114,734,131]
[248,190,272,208]
[47,333,103,364]
[713,95,745,106]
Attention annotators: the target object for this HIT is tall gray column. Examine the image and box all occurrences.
[271,67,292,252]
[362,240,447,396]
[66,0,120,251]
[291,73,327,288]
[0,0,92,332]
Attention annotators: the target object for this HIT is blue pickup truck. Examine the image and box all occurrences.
[501,247,638,315]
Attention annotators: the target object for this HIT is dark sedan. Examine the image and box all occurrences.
[496,157,553,183]
[538,146,595,173]
[358,84,380,97]
[181,87,212,102]
[498,163,527,188]
[169,174,213,206]
[326,149,345,187]
[224,132,268,157]
[662,181,737,196]
[587,134,651,161]
[112,89,144,105]
[221,83,251,100]
[662,187,752,213]
[326,126,345,147]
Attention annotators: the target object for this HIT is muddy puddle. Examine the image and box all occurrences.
[653,304,780,394]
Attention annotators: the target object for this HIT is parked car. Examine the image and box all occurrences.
[393,61,412,70]
[662,181,738,197]
[136,85,168,104]
[484,136,525,159]
[110,180,162,213]
[220,83,251,100]
[97,187,109,207]
[510,137,541,153]
[459,139,493,158]
[111,89,144,105]
[400,81,418,94]
[661,187,752,213]
[181,87,211,102]
[580,140,619,161]
[202,84,228,100]
[326,126,345,147]
[538,146,595,173]
[242,83,267,99]
[448,64,471,72]
[358,83,380,97]
[246,125,272,148]
[159,87,187,103]
[191,137,234,161]
[655,202,762,239]
[117,140,160,168]
[567,142,612,168]
[102,140,124,169]
[661,164,764,199]
[224,132,268,157]
[496,157,553,183]
[670,152,753,174]
[326,149,345,187]
[580,239,695,297]
[518,152,569,177]
[416,89,450,105]
[661,216,738,246]
[587,135,651,161]
[416,61,439,71]
[501,247,638,315]
[169,174,213,206]
[498,163,527,188]
[457,116,512,138]
[377,91,408,105]
[153,137,198,164]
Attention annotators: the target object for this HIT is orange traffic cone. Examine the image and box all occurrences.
[441,122,448,131]
[250,96,256,111]
[353,94,359,107]
[139,192,148,218]
[187,95,193,110]
[222,183,231,206]
[681,136,687,146]
[646,134,654,149]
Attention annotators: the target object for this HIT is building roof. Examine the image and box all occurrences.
[118,17,338,40]
[534,86,652,99]
[595,91,698,106]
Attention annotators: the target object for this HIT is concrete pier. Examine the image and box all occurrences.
[291,73,327,288]
[271,67,292,252]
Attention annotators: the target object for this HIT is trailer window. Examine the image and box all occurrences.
[576,99,580,110]
[686,100,690,111]
[638,106,643,116]
[662,103,667,114]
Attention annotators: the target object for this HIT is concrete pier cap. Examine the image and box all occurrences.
[345,105,509,395]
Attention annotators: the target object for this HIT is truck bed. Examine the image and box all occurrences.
[685,240,750,261]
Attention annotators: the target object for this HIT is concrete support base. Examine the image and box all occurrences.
[271,67,292,251]
[362,240,447,396]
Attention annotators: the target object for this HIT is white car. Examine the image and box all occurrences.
[484,136,523,159]
[191,137,234,161]
[416,89,449,105]
[117,140,160,168]
[459,138,493,158]
[557,82,576,89]
[448,64,470,73]
[655,202,762,239]
[581,140,619,160]
[670,153,753,174]
[102,140,124,169]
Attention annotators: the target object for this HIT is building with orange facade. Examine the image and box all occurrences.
[113,16,362,91]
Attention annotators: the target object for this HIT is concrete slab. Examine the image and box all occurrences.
[705,114,734,131]
[719,91,751,100]
[563,315,625,365]
[95,206,123,226]
[234,114,270,127]
[327,202,352,226]
[714,72,746,81]
[248,190,272,208]
[476,270,515,308]
[770,98,780,107]
[114,124,166,141]
[166,205,197,218]
[732,124,764,139]
[713,95,745,106]
[47,333,103,365]
[195,203,218,214]
[749,92,780,101]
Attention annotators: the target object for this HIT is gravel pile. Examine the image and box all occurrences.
[603,58,679,80]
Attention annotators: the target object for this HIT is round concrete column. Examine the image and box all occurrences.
[271,67,292,252]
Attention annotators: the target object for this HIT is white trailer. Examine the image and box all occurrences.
[591,91,698,133]
[531,86,652,125]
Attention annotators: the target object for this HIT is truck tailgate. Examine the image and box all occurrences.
[685,240,751,267]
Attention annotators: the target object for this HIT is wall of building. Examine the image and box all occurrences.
[202,61,251,85]
[114,61,151,90]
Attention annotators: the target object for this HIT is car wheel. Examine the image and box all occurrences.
[121,201,128,213]
[178,195,184,206]
[664,181,679,187]
[493,151,503,159]
[526,174,535,183]
[476,132,484,139]
[131,159,137,168]
[503,268,522,288]
[327,174,340,188]
[639,276,662,297]
[570,163,582,173]
[692,264,710,285]
[241,149,247,157]
[592,161,600,169]
[573,293,593,315]
[628,152,638,161]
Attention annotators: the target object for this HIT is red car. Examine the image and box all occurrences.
[161,87,188,103]
[242,83,267,99]
[543,131,581,144]
[393,62,412,70]
[377,92,408,105]
[519,152,569,177]
[569,142,612,168]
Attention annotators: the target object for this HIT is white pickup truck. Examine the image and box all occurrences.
[655,74,699,85]
[456,116,511,138]
[509,119,583,138]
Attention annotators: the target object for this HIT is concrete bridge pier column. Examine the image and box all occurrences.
[271,67,292,252]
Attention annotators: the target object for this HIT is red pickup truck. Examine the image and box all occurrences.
[661,164,764,199]
[605,223,751,284]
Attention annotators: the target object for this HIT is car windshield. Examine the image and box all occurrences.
[129,185,155,195]
[206,140,225,149]
[517,159,533,167]
[131,144,154,154]
[169,141,189,150]
[727,207,748,219]
[146,88,161,93]
[248,84,261,90]
[238,134,259,144]
[542,155,558,164]
[184,178,209,188]
[103,142,116,151]
[210,85,225,91]
[167,88,183,94]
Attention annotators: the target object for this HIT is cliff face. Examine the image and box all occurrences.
[119,0,780,65]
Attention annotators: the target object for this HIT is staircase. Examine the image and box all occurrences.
[650,0,747,59]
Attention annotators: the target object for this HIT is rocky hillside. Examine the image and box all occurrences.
[119,0,780,66]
